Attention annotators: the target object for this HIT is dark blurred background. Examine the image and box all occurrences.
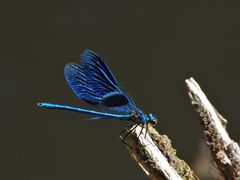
[1,0,240,179]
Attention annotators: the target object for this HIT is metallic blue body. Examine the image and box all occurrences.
[38,102,132,119]
[38,50,157,125]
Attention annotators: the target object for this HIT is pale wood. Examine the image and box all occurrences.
[185,77,240,179]
[123,125,199,180]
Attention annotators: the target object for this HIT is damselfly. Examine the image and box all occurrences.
[38,50,157,141]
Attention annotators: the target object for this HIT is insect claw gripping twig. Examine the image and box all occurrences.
[119,124,139,149]
[121,124,139,141]
[137,125,144,139]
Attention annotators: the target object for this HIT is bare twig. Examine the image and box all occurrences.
[185,77,240,179]
[123,125,199,180]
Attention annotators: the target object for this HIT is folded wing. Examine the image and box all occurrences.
[64,50,136,111]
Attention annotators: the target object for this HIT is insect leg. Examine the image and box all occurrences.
[121,123,139,147]
[118,123,133,137]
[144,123,149,139]
[137,124,145,138]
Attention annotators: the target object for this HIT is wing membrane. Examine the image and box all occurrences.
[64,63,101,104]
[64,50,136,111]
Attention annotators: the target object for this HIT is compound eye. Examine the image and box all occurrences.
[149,114,154,119]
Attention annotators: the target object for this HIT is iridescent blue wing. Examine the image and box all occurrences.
[64,63,101,104]
[64,50,136,112]
[81,50,136,106]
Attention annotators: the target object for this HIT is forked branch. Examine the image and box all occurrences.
[123,77,239,179]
